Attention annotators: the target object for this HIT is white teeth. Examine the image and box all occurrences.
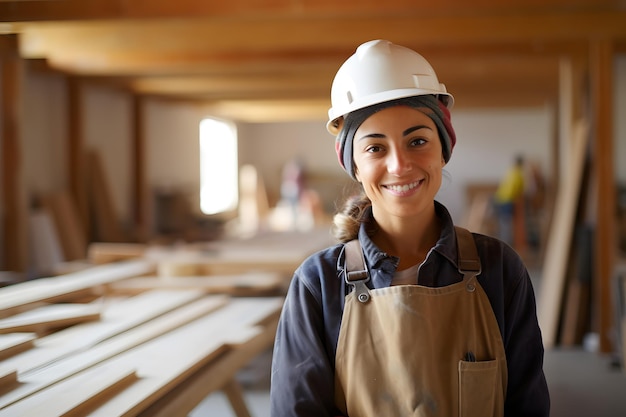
[387,181,419,192]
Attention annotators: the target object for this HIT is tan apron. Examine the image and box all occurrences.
[335,227,507,417]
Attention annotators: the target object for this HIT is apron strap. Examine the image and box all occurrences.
[344,240,371,303]
[343,227,481,299]
[454,226,482,292]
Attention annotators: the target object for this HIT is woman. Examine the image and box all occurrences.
[270,39,549,417]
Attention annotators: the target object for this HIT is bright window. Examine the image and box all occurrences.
[199,118,238,215]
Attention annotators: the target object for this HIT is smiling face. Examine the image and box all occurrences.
[353,105,445,224]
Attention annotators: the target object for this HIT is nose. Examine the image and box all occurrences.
[387,148,412,175]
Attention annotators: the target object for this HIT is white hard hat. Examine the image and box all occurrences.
[327,39,454,135]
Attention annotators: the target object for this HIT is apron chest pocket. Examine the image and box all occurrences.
[458,359,502,417]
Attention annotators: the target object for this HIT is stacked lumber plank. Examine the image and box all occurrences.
[151,227,335,277]
[0,258,285,417]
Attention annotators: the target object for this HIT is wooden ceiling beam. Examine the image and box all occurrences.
[0,0,619,23]
[17,11,626,61]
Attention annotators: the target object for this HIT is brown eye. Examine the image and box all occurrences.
[410,138,427,147]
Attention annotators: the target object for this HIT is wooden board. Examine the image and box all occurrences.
[152,227,335,277]
[34,290,206,351]
[538,119,589,348]
[0,290,208,377]
[0,295,229,409]
[46,369,137,417]
[85,297,283,417]
[108,272,285,296]
[0,259,155,318]
[0,304,101,334]
[2,291,220,374]
[139,310,280,417]
[0,368,17,390]
[0,334,35,361]
[88,242,147,265]
[0,297,283,417]
[1,367,138,417]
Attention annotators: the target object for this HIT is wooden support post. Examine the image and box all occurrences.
[67,77,89,244]
[590,39,616,354]
[131,95,149,242]
[0,35,27,274]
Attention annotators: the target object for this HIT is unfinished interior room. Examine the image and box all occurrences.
[0,1,625,416]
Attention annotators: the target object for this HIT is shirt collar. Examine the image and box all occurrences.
[357,201,460,272]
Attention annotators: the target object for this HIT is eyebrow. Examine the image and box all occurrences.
[403,124,433,136]
[357,124,433,141]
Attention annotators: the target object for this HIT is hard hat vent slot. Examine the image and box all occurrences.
[346,91,354,104]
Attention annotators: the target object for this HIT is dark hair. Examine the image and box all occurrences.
[331,192,372,243]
